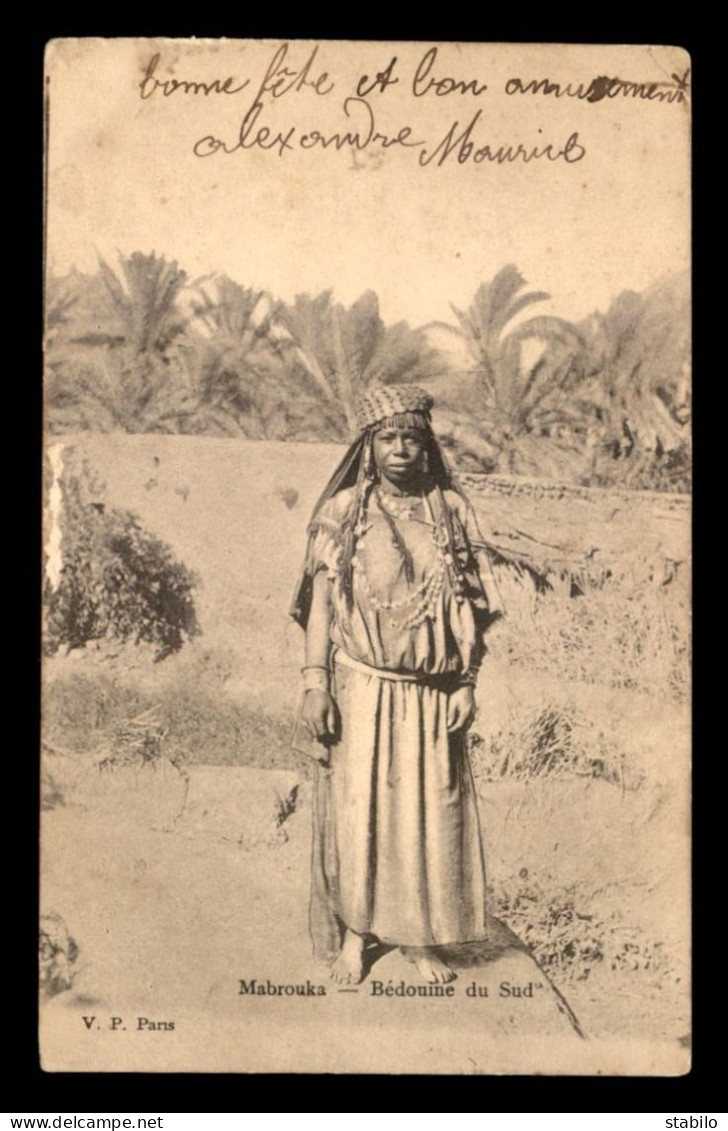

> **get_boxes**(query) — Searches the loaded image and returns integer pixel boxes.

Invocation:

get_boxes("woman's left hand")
[447,685,476,733]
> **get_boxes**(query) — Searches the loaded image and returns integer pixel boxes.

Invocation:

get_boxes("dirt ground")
[39,761,685,1075]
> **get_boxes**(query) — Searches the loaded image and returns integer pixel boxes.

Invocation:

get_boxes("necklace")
[376,488,423,521]
[351,490,453,629]
[354,549,446,629]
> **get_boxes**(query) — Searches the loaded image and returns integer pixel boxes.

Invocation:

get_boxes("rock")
[40,912,79,998]
[41,764,66,811]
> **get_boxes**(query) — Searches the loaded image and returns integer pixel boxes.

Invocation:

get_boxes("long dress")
[303,484,494,960]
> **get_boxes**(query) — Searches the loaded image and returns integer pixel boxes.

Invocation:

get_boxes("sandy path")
[40,765,594,1074]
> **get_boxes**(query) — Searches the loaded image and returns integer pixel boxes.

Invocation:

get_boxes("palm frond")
[489,289,552,339]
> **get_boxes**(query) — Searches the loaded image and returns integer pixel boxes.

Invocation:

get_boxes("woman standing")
[291,385,502,985]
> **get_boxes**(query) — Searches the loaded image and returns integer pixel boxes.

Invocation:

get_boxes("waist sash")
[333,648,461,688]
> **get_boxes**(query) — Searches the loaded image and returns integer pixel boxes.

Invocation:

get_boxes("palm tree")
[45,270,89,433]
[175,276,283,437]
[279,290,438,439]
[45,253,194,433]
[93,251,190,355]
[183,277,360,440]
[44,272,79,352]
[577,274,690,485]
[430,265,586,476]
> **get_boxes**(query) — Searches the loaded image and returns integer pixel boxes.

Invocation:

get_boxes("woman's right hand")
[301,689,338,742]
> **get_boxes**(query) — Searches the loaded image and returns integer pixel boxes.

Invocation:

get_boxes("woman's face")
[372,426,427,488]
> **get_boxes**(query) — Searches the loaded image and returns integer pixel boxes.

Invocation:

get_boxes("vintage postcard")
[41,38,691,1075]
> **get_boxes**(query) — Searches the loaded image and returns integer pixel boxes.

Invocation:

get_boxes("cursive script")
[418,111,585,167]
[412,47,488,98]
[138,43,594,172]
[139,43,334,107]
[248,43,335,104]
[140,52,249,99]
[505,69,690,104]
[192,96,586,169]
[193,97,423,159]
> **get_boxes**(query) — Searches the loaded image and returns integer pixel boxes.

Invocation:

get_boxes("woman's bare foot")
[330,929,366,985]
[402,946,456,984]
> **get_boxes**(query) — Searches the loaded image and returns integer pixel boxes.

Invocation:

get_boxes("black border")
[20,20,710,1112]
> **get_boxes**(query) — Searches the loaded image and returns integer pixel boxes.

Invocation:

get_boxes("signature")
[193,97,423,159]
[192,96,586,169]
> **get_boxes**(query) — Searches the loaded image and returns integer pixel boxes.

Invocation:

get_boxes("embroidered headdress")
[355,385,434,432]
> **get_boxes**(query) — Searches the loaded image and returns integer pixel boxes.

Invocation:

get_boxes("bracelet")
[458,668,480,688]
[302,665,331,692]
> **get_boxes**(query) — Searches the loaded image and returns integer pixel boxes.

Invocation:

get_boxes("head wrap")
[355,385,434,432]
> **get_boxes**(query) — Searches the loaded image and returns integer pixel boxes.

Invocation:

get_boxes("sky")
[45,39,690,328]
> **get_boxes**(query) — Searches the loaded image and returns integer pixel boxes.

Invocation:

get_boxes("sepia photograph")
[41,38,691,1075]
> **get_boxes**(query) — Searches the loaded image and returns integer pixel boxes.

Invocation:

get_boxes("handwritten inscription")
[418,113,585,168]
[193,97,420,159]
[137,44,686,170]
[505,69,690,104]
[356,56,399,98]
[140,43,334,104]
[412,46,488,98]
[140,53,249,99]
[251,43,335,101]
[192,97,584,168]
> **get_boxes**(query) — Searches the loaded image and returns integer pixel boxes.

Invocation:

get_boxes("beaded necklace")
[375,487,423,521]
[351,489,466,629]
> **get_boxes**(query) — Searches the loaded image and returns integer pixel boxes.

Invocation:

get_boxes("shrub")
[490,871,681,988]
[45,457,200,660]
[467,704,627,787]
